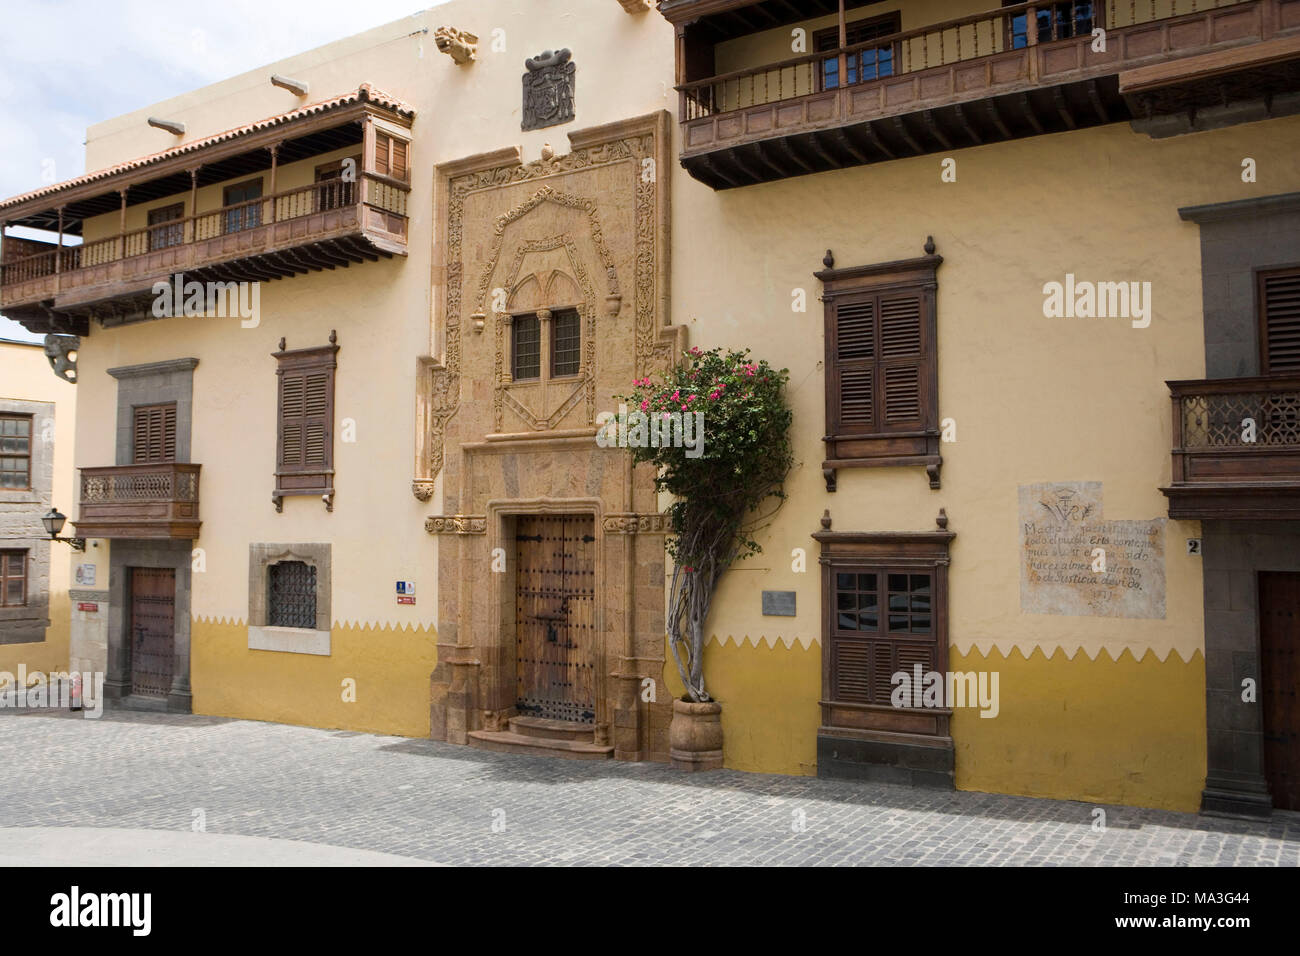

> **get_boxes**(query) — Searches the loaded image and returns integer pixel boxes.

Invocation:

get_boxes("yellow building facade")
[2,0,1298,815]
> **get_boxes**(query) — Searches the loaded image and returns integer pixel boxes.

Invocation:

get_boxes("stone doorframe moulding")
[105,538,192,713]
[428,496,672,755]
[247,543,333,656]
[107,358,199,465]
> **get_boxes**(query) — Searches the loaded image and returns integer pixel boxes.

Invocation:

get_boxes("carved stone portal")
[423,112,679,764]
[522,49,575,131]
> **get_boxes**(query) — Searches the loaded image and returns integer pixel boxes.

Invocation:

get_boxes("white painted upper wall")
[84,0,678,174]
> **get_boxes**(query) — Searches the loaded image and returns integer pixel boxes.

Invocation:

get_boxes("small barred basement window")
[268,560,317,629]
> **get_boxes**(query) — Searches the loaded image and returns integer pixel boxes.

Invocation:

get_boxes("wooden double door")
[1261,571,1300,811]
[130,567,175,699]
[515,515,596,723]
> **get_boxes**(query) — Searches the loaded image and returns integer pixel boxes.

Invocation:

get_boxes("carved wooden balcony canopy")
[0,85,415,335]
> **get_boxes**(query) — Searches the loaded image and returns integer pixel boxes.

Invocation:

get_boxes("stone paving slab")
[1,709,1297,866]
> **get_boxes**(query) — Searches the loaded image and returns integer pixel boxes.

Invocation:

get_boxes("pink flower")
[663,412,671,419]
[640,400,648,412]
[671,390,680,401]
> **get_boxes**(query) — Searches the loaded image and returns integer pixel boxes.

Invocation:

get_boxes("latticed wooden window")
[1260,267,1300,375]
[512,315,541,380]
[828,567,936,706]
[268,560,317,628]
[0,414,32,490]
[0,550,27,607]
[551,308,581,377]
[133,403,176,463]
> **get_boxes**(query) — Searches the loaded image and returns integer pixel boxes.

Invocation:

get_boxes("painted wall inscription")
[1019,482,1166,619]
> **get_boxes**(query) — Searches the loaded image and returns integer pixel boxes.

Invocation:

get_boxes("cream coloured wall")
[675,115,1300,668]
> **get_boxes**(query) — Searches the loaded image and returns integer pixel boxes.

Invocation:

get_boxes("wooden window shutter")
[833,297,875,429]
[391,137,408,181]
[818,251,941,490]
[879,292,925,427]
[1261,267,1300,374]
[830,290,926,434]
[371,131,409,182]
[273,337,338,508]
[133,403,177,463]
[303,370,330,468]
[279,373,306,467]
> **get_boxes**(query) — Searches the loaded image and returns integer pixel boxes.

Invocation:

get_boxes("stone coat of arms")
[522,49,575,131]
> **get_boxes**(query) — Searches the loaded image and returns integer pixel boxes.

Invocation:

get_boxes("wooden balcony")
[1,175,407,334]
[1162,376,1300,519]
[665,0,1300,188]
[74,463,202,540]
[0,85,413,334]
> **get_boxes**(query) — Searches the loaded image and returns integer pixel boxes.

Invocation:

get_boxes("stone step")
[508,715,594,741]
[467,730,613,760]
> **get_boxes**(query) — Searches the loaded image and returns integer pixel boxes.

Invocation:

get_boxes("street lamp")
[42,508,85,552]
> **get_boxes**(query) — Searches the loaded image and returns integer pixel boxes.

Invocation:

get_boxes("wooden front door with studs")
[130,567,175,699]
[515,515,596,723]
[1260,571,1300,811]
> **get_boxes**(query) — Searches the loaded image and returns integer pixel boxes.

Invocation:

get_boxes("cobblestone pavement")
[2,709,1298,866]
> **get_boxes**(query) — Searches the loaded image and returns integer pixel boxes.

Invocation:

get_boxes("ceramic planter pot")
[668,697,723,771]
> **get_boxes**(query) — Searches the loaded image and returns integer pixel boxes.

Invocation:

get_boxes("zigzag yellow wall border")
[669,635,1205,811]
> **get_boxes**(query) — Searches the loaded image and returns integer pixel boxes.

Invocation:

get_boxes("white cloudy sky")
[0,0,448,341]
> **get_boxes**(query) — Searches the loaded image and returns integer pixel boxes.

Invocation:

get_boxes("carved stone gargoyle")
[43,334,79,383]
[434,26,478,65]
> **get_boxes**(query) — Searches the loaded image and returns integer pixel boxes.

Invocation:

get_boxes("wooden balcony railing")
[1163,375,1300,519]
[74,462,202,540]
[0,172,408,312]
[676,0,1295,186]
[683,0,1251,118]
